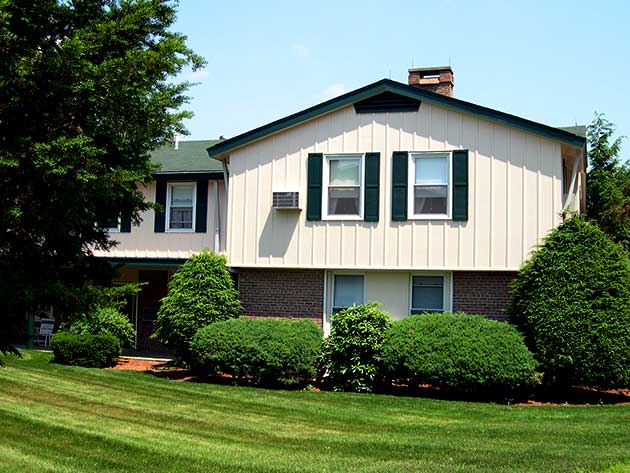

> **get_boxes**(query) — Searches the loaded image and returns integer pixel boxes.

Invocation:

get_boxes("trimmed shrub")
[381,313,537,395]
[320,303,393,392]
[511,215,630,388]
[51,332,120,368]
[153,251,241,358]
[190,318,322,387]
[71,307,135,347]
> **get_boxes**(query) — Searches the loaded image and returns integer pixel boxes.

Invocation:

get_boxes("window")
[323,154,363,219]
[166,183,196,231]
[410,276,444,314]
[103,216,121,233]
[332,275,364,313]
[409,152,450,218]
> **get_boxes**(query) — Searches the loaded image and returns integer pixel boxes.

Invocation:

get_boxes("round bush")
[190,318,322,387]
[71,307,135,347]
[381,313,537,394]
[511,215,630,388]
[51,332,120,368]
[153,250,241,357]
[320,303,393,392]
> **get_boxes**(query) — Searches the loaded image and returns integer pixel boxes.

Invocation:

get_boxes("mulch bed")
[109,357,630,405]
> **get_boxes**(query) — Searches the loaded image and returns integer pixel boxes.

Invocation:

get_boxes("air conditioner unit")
[272,191,300,209]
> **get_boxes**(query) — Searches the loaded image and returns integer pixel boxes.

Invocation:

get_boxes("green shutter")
[364,152,380,222]
[452,149,469,221]
[120,214,132,233]
[306,153,323,221]
[391,151,408,221]
[195,179,208,233]
[154,177,167,232]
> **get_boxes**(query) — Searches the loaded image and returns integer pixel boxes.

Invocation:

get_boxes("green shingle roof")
[151,139,223,174]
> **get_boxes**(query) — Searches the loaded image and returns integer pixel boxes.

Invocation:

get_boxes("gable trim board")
[207,79,585,160]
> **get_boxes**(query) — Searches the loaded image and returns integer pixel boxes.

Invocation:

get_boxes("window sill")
[323,215,363,221]
[165,228,195,233]
[407,214,451,221]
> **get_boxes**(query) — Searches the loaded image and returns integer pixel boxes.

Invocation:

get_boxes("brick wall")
[238,268,324,327]
[452,271,517,320]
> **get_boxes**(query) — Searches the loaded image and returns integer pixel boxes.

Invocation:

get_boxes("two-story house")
[100,66,586,348]
[205,66,586,336]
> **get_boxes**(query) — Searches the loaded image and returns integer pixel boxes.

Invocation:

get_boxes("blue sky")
[173,0,630,152]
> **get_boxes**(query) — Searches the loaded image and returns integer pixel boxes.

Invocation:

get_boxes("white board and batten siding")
[92,180,227,260]
[227,102,579,272]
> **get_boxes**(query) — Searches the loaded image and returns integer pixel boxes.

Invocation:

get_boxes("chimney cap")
[408,65,453,73]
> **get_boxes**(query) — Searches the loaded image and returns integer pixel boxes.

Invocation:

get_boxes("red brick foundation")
[237,268,324,327]
[452,271,517,320]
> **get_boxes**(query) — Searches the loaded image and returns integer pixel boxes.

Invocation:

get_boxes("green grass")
[0,350,629,473]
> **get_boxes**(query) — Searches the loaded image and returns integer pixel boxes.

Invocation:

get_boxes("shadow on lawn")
[143,366,630,405]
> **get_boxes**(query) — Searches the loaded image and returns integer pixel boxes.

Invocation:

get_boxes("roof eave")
[206,79,586,158]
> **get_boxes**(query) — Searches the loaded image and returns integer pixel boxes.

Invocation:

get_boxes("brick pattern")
[408,67,454,97]
[238,268,324,326]
[452,271,517,320]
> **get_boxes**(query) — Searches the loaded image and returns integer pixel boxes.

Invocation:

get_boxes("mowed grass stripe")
[0,350,629,473]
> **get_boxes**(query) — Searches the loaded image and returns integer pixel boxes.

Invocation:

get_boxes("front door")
[137,270,170,352]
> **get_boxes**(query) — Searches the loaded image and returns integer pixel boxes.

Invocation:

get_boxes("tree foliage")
[586,113,630,248]
[0,0,204,354]
[510,216,630,388]
[153,251,241,358]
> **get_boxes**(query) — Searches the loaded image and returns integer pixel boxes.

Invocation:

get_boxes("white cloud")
[321,83,348,101]
[190,69,210,81]
[291,43,310,58]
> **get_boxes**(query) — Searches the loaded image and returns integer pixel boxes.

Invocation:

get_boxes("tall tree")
[586,113,630,249]
[0,0,204,355]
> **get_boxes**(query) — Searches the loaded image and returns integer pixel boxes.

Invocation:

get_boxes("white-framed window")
[332,274,365,313]
[166,182,196,231]
[410,275,444,314]
[103,216,121,233]
[408,151,451,219]
[323,153,364,220]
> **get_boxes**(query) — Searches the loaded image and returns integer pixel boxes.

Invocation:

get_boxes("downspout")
[322,270,328,337]
[221,159,229,254]
[213,181,220,252]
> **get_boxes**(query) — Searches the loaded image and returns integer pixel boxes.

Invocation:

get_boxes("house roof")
[206,79,586,159]
[151,139,223,174]
[558,125,587,138]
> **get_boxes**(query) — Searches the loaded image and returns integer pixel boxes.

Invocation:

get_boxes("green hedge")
[511,215,630,388]
[320,303,392,392]
[190,318,322,387]
[51,332,120,368]
[381,313,537,395]
[71,307,135,348]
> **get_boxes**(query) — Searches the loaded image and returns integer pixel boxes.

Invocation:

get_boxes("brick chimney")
[408,66,454,97]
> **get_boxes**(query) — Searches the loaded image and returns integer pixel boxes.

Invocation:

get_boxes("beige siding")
[93,180,227,259]
[227,103,574,271]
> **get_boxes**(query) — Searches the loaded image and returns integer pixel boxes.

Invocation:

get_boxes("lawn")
[0,350,629,473]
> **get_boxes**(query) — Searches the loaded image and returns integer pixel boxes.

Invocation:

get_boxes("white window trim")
[408,272,450,315]
[331,272,366,313]
[166,181,196,232]
[104,216,121,233]
[407,151,452,220]
[322,153,365,221]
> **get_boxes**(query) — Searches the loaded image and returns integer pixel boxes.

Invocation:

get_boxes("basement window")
[410,276,444,314]
[332,275,364,313]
